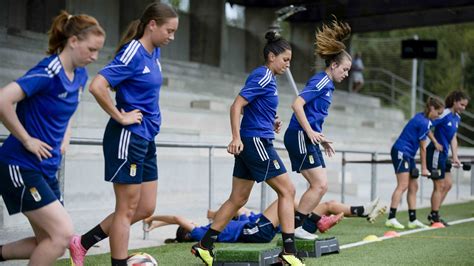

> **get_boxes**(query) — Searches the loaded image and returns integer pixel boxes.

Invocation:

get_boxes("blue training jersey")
[288,72,334,132]
[239,66,279,139]
[0,55,87,178]
[99,40,163,141]
[393,112,432,158]
[431,108,460,155]
[190,213,261,243]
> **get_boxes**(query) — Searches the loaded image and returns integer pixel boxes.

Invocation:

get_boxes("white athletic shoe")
[407,219,429,229]
[385,218,405,229]
[362,197,380,216]
[294,226,318,240]
[367,202,387,224]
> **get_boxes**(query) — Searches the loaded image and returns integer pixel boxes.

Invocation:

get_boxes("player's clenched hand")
[421,168,431,177]
[434,142,443,152]
[119,108,143,126]
[227,138,244,155]
[23,137,53,161]
[274,115,282,134]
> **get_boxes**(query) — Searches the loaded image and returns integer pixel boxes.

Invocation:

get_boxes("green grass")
[56,201,474,265]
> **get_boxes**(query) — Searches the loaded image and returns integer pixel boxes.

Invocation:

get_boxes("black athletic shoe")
[427,214,450,227]
[191,243,214,265]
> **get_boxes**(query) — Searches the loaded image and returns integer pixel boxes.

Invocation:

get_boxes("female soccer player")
[427,90,469,226]
[283,17,352,239]
[68,3,178,266]
[190,31,303,266]
[385,97,444,229]
[0,11,105,265]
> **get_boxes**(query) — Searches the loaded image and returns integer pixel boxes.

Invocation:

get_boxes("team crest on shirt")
[448,122,452,127]
[30,187,42,202]
[130,164,137,177]
[309,155,315,164]
[273,160,281,170]
[326,91,331,97]
[156,59,162,72]
[58,91,68,98]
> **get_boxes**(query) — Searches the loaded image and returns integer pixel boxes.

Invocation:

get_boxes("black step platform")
[213,246,282,266]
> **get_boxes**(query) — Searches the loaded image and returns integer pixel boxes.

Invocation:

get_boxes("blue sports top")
[430,108,461,155]
[288,72,335,132]
[393,112,432,158]
[0,55,87,178]
[99,40,163,141]
[191,213,261,242]
[239,66,279,139]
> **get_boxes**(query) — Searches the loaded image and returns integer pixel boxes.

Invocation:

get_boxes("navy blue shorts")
[390,146,416,175]
[233,137,287,183]
[238,214,279,243]
[284,129,325,173]
[103,119,158,184]
[0,162,61,215]
[426,144,451,180]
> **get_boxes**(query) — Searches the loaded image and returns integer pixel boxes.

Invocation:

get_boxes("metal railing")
[2,135,472,211]
[58,138,393,208]
[363,67,474,145]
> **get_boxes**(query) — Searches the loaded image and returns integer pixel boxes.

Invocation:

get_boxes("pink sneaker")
[317,212,344,233]
[69,235,87,266]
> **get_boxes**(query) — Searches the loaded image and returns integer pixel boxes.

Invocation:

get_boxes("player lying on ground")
[143,197,386,243]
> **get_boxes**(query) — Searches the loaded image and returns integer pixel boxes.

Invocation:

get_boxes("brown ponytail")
[116,2,178,54]
[315,16,352,67]
[47,10,105,55]
[423,97,444,117]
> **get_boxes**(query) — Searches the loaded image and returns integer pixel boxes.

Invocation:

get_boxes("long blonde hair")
[315,16,352,67]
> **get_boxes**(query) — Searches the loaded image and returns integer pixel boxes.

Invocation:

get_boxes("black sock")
[388,208,397,219]
[0,245,5,261]
[307,212,321,224]
[111,257,127,266]
[281,232,296,254]
[408,209,417,222]
[200,228,220,250]
[82,224,108,250]
[351,206,365,217]
[430,210,440,222]
[294,211,309,228]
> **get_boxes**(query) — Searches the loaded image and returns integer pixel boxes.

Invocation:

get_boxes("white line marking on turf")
[340,217,474,250]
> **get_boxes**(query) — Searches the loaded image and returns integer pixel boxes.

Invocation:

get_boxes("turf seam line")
[340,217,474,250]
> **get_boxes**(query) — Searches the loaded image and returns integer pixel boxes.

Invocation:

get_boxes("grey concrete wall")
[0,0,7,28]
[290,22,317,83]
[244,7,276,71]
[189,0,225,66]
[66,0,120,47]
[6,0,27,31]
[119,0,153,36]
[161,12,190,61]
[220,25,246,74]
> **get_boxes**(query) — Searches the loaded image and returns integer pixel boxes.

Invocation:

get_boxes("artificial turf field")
[56,201,474,265]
